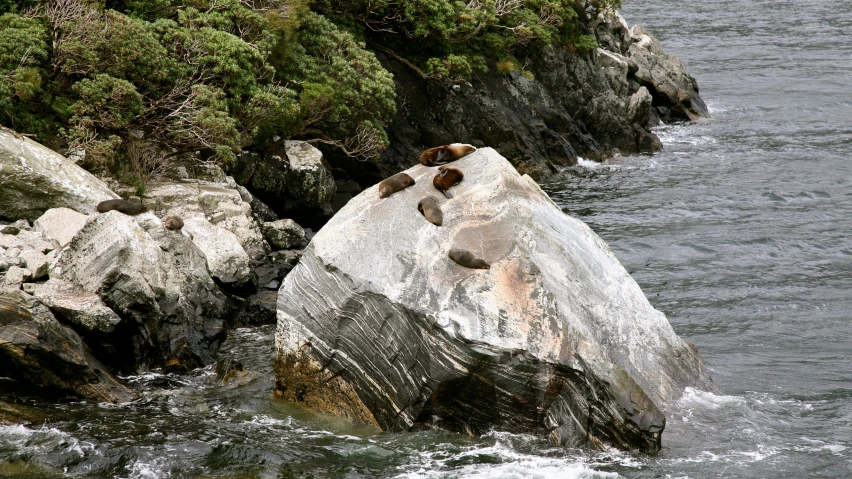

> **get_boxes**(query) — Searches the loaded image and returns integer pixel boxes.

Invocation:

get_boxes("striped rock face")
[275,148,714,452]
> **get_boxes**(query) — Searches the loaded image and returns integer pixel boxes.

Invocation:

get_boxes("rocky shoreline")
[0,10,712,451]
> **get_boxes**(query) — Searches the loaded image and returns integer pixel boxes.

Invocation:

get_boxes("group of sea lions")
[376,143,490,270]
[96,199,184,231]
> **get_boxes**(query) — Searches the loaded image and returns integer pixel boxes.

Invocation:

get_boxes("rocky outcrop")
[360,11,706,183]
[225,141,337,228]
[595,14,708,122]
[0,290,136,403]
[51,211,232,373]
[275,148,714,452]
[144,180,269,261]
[0,129,118,222]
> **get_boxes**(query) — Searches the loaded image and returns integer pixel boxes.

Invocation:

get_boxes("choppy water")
[3,0,852,477]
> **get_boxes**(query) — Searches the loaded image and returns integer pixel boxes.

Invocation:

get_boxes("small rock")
[27,278,123,334]
[176,166,189,179]
[16,230,57,254]
[3,266,32,285]
[262,219,306,250]
[265,279,280,290]
[33,207,89,247]
[18,249,48,280]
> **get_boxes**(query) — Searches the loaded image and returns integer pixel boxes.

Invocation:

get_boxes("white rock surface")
[275,148,714,451]
[34,207,89,247]
[183,217,255,292]
[0,129,118,221]
[145,181,269,261]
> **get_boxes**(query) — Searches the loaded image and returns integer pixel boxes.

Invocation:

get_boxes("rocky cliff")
[347,11,708,183]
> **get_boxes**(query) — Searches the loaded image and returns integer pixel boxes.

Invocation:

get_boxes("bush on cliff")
[313,0,620,81]
[0,0,395,177]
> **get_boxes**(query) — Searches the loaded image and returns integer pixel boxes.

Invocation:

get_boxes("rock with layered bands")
[0,290,136,402]
[275,148,714,452]
[0,129,118,222]
[51,211,231,373]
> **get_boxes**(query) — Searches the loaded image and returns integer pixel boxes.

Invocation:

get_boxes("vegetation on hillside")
[0,0,617,188]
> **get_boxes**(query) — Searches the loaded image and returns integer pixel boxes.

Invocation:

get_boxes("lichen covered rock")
[275,148,714,452]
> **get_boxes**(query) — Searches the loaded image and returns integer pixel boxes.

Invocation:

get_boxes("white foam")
[677,387,744,409]
[577,157,603,169]
[394,435,622,479]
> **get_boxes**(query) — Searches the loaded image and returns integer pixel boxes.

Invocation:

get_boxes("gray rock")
[26,278,122,335]
[284,141,337,207]
[15,230,57,254]
[145,181,269,261]
[275,148,714,452]
[182,217,256,294]
[628,86,654,125]
[627,25,709,121]
[0,128,119,222]
[18,249,48,280]
[0,290,136,402]
[3,266,31,286]
[262,219,307,250]
[51,210,231,373]
[224,143,336,227]
[33,207,89,247]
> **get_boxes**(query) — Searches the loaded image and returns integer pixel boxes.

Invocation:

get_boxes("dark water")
[3,1,852,477]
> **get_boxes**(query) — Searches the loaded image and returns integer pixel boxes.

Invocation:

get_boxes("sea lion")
[378,172,416,199]
[417,197,443,226]
[96,199,147,215]
[448,248,490,270]
[164,215,184,230]
[433,166,464,199]
[419,143,477,166]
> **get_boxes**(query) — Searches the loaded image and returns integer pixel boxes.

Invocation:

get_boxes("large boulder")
[275,148,714,452]
[51,211,232,373]
[0,129,118,222]
[0,290,136,402]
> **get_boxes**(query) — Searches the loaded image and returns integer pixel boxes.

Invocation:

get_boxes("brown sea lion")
[96,199,147,215]
[164,215,184,230]
[448,248,490,270]
[419,143,477,166]
[417,197,443,226]
[378,172,416,199]
[433,166,464,199]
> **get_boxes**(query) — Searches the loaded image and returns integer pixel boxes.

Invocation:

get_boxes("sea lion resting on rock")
[378,173,416,199]
[417,197,443,226]
[164,215,184,230]
[96,199,147,215]
[419,143,477,166]
[448,248,490,269]
[433,166,463,199]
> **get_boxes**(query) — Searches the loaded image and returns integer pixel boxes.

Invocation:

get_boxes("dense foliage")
[0,0,395,186]
[0,0,615,187]
[314,0,621,81]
